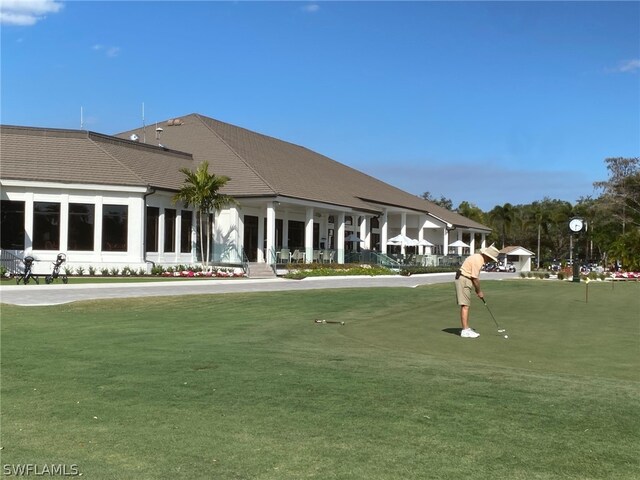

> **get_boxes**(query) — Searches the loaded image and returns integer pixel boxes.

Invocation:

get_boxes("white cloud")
[616,59,640,73]
[92,44,120,58]
[301,3,320,14]
[106,46,120,57]
[0,0,64,26]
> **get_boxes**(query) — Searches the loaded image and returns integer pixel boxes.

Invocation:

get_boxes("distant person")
[454,245,500,338]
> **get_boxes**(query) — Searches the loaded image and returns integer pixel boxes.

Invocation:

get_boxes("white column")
[337,211,345,264]
[305,207,314,263]
[190,210,197,263]
[469,232,476,254]
[266,202,276,265]
[24,193,34,253]
[419,214,427,255]
[481,234,487,249]
[443,229,449,256]
[400,212,407,255]
[381,210,388,255]
[131,197,145,260]
[257,213,265,263]
[59,194,69,252]
[158,207,166,260]
[95,197,103,257]
[175,209,182,258]
[359,216,369,250]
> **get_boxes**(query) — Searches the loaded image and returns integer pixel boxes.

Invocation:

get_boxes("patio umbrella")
[418,239,434,246]
[449,240,470,248]
[387,234,414,246]
[345,233,363,242]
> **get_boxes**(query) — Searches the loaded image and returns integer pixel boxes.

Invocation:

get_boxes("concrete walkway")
[0,273,516,307]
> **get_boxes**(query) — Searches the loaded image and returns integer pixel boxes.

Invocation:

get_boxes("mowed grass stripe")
[1,281,638,479]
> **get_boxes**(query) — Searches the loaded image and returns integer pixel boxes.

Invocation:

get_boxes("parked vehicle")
[482,262,498,272]
[496,261,516,273]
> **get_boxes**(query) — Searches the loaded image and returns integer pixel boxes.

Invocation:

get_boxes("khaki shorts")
[455,276,474,306]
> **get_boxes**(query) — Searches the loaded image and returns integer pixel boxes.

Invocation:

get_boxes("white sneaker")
[461,328,480,338]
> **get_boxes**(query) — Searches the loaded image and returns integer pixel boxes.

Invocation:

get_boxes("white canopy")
[388,234,418,246]
[449,240,470,248]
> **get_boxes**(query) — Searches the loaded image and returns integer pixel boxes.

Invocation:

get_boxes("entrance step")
[247,262,277,279]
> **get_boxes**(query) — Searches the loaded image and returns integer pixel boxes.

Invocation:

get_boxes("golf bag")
[45,253,68,284]
[15,255,39,285]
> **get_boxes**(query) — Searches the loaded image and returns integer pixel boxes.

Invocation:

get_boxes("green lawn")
[1,280,638,479]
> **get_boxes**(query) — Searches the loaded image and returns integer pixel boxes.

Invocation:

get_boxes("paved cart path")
[0,273,516,306]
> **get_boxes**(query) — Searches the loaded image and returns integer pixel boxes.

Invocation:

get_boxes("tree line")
[422,157,640,270]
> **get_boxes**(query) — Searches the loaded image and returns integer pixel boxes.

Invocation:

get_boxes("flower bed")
[161,267,245,278]
[610,271,640,280]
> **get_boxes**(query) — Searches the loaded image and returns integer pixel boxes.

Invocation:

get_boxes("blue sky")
[2,1,639,211]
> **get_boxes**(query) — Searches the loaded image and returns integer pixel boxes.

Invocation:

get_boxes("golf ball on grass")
[504,335,509,339]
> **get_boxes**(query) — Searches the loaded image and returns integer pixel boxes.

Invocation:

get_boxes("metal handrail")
[240,247,250,277]
[0,249,24,275]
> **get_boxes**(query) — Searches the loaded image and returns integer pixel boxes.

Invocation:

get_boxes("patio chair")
[277,248,291,263]
[322,250,334,263]
[313,250,321,262]
[291,249,305,263]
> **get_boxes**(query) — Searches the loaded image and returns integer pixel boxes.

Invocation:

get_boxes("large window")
[288,220,305,247]
[164,208,176,253]
[68,203,95,251]
[180,210,192,253]
[102,205,128,252]
[1,200,25,249]
[33,202,60,250]
[146,207,159,253]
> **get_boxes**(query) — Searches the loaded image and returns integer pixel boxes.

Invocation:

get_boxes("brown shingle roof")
[0,117,491,232]
[0,125,194,189]
[117,114,491,231]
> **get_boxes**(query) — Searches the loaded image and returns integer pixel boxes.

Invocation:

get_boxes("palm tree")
[526,202,551,269]
[489,203,515,248]
[172,161,237,267]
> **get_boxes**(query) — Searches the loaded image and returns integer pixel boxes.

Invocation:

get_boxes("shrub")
[137,267,146,276]
[75,266,85,276]
[558,272,565,280]
[399,266,454,275]
[64,267,73,276]
[0,265,7,277]
[151,265,165,275]
[88,266,96,276]
[284,263,395,279]
[100,268,110,276]
[110,267,120,276]
[520,272,526,278]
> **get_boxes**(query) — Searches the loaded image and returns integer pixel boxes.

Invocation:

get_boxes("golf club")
[481,298,508,337]
[314,319,345,325]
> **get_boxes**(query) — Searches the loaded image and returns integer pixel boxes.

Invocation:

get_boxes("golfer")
[454,244,500,338]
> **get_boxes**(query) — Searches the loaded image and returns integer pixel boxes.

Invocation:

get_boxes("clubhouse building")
[1,113,491,275]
